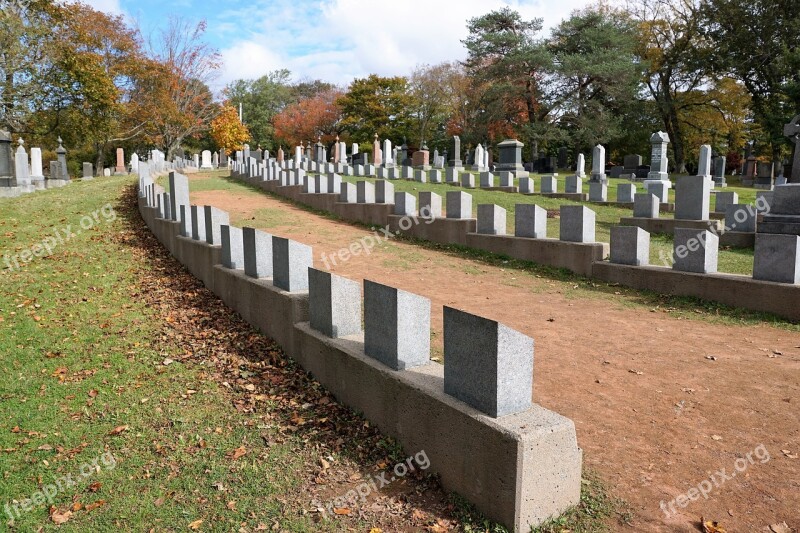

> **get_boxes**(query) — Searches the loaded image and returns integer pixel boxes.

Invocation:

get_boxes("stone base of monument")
[594,201,675,213]
[619,217,722,235]
[537,192,589,202]
[719,231,756,248]
[45,179,70,189]
[759,216,800,235]
[0,186,22,198]
[713,177,727,188]
[388,215,476,247]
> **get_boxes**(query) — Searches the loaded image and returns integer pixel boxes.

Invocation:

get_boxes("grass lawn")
[1,175,626,531]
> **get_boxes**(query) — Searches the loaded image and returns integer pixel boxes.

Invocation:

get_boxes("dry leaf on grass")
[85,500,106,512]
[108,425,128,436]
[333,507,351,515]
[49,506,72,524]
[227,446,247,460]
[188,518,204,530]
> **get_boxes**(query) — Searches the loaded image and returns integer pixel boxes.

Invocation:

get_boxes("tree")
[337,75,414,143]
[701,0,800,162]
[273,89,343,147]
[628,0,713,173]
[224,70,294,150]
[548,4,646,157]
[144,17,220,159]
[408,62,463,147]
[210,104,250,155]
[462,8,554,149]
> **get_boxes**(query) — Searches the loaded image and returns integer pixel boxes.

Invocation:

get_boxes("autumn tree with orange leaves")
[273,89,344,147]
[210,104,250,155]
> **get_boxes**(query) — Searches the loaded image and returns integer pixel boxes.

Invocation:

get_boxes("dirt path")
[191,183,800,532]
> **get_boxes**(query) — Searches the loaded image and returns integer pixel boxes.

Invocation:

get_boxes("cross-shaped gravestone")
[784,114,800,183]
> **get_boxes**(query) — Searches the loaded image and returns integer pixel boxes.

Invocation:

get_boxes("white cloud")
[78,0,124,15]
[214,0,600,89]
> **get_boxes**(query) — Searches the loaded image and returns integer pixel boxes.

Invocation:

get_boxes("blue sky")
[85,0,600,93]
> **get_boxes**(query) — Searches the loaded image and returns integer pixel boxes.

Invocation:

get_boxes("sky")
[83,0,598,92]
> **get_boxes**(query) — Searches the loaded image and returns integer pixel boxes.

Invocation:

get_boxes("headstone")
[518,177,534,194]
[460,172,475,189]
[755,162,774,189]
[394,192,416,216]
[168,172,190,226]
[610,226,650,266]
[364,280,430,370]
[575,153,586,178]
[477,204,506,235]
[372,134,382,166]
[193,154,199,168]
[204,206,230,245]
[725,204,757,233]
[479,171,495,188]
[645,180,670,203]
[623,154,642,170]
[201,150,212,169]
[114,147,125,174]
[752,234,800,284]
[356,181,375,203]
[446,191,472,219]
[609,166,625,178]
[0,130,14,188]
[190,205,206,241]
[327,173,342,194]
[443,306,533,418]
[472,144,484,171]
[715,191,739,213]
[565,175,582,194]
[414,169,427,183]
[647,132,670,181]
[449,136,462,168]
[560,205,596,243]
[515,204,547,238]
[617,183,636,203]
[418,191,442,218]
[82,162,93,180]
[242,227,273,278]
[221,225,244,269]
[309,269,362,337]
[634,193,660,218]
[540,175,557,194]
[272,237,312,292]
[212,152,218,169]
[340,182,357,203]
[589,182,608,202]
[495,139,524,173]
[103,168,111,177]
[130,153,139,173]
[712,155,727,187]
[29,147,44,184]
[783,114,800,183]
[758,183,800,234]
[557,146,568,169]
[428,169,442,183]
[375,180,394,204]
[383,139,393,167]
[590,144,607,183]
[412,148,430,169]
[673,229,718,274]
[675,175,711,220]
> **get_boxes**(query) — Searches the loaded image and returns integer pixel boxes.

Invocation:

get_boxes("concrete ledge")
[332,202,393,227]
[534,192,589,202]
[483,186,519,193]
[719,231,755,248]
[294,323,582,530]
[388,215,476,246]
[298,192,339,213]
[592,262,800,321]
[619,217,721,235]
[465,234,608,277]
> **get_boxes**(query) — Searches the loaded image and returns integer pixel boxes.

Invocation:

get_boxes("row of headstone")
[0,133,72,197]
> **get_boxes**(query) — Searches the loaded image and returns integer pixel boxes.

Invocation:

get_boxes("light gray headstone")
[203,206,230,245]
[498,171,514,187]
[540,175,557,194]
[168,172,190,225]
[327,173,342,194]
[560,205,595,243]
[190,205,206,241]
[428,169,442,183]
[418,191,442,219]
[364,280,430,370]
[221,225,244,269]
[309,268,362,337]
[443,306,533,418]
[673,228,718,274]
[356,181,375,203]
[243,227,273,278]
[518,177,534,194]
[610,226,650,266]
[634,193,660,219]
[414,169,427,183]
[82,162,93,179]
[272,237,312,292]
[644,180,670,203]
[446,191,472,219]
[515,204,547,239]
[479,171,495,188]
[675,175,711,220]
[724,204,757,233]
[375,180,394,204]
[460,172,475,189]
[179,206,190,237]
[617,183,636,203]
[589,181,608,202]
[340,182,357,203]
[394,192,416,216]
[477,204,506,235]
[715,191,739,213]
[565,175,582,194]
[753,234,800,284]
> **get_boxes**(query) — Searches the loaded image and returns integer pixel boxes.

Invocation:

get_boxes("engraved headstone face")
[647,131,670,181]
[784,115,800,183]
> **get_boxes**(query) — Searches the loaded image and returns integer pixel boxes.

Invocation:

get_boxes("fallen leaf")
[38,444,53,451]
[227,446,246,460]
[88,389,98,398]
[154,497,165,507]
[108,425,128,436]
[333,508,351,515]
[11,426,20,433]
[226,501,236,510]
[50,506,72,525]
[87,481,102,492]
[702,517,727,533]
[711,435,723,441]
[188,519,204,530]
[85,500,106,512]
[770,522,791,533]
